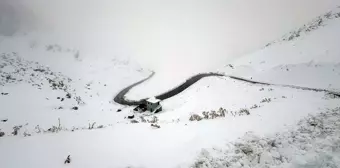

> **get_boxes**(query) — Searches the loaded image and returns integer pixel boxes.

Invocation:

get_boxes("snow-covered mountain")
[1,6,340,168]
[220,7,340,91]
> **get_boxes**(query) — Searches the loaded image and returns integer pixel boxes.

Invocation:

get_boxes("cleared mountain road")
[114,72,340,106]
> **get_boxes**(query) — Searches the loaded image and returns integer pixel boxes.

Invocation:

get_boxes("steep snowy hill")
[0,6,340,168]
[221,7,340,92]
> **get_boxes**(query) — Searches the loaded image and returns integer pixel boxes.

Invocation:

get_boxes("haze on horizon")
[1,0,339,76]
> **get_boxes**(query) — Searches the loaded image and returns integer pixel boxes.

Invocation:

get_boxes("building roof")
[147,97,161,104]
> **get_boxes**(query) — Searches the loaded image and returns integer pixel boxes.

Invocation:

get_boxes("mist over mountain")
[1,0,339,75]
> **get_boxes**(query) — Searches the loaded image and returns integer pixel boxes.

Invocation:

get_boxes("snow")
[0,40,147,134]
[220,8,340,91]
[147,97,161,104]
[191,107,340,168]
[1,5,340,168]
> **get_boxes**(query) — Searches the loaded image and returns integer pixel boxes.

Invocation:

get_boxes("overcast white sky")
[1,0,340,75]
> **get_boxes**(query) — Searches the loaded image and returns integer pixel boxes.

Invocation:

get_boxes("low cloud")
[2,0,340,75]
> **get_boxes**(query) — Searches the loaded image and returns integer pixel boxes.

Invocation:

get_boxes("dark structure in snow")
[132,97,162,113]
[0,131,5,137]
[146,97,162,113]
[64,155,71,164]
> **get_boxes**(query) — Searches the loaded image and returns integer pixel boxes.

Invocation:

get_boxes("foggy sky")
[1,0,340,75]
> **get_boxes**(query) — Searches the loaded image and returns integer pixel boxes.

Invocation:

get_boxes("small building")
[146,97,162,113]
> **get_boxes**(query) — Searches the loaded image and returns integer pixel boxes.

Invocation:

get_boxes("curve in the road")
[113,72,155,106]
[114,72,340,106]
[114,72,225,105]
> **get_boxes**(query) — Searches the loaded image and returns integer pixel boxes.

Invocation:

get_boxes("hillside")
[221,7,340,92]
[0,6,340,168]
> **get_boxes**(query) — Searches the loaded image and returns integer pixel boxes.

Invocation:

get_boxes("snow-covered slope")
[1,6,340,168]
[221,7,340,92]
[0,35,149,136]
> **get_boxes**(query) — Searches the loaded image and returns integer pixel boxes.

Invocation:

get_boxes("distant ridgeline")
[264,6,340,48]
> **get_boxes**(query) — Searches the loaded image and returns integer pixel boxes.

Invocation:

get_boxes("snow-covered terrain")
[191,107,340,168]
[1,5,340,168]
[0,36,149,135]
[221,7,340,92]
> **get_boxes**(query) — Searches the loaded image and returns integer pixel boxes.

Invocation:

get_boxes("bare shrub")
[140,116,147,123]
[218,107,226,117]
[97,125,104,129]
[64,155,71,164]
[88,122,96,129]
[130,120,139,124]
[239,108,250,116]
[46,118,62,133]
[201,108,227,120]
[12,125,22,135]
[235,143,253,155]
[190,107,250,122]
[23,132,31,137]
[190,114,203,121]
[47,126,60,133]
[151,123,161,129]
[75,96,85,105]
[209,111,219,119]
[202,112,209,119]
[260,98,272,103]
[250,104,259,109]
[148,116,158,123]
[191,160,209,168]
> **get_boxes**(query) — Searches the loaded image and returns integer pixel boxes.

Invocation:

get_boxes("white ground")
[1,7,340,168]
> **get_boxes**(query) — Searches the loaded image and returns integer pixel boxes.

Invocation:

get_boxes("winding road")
[114,72,340,106]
